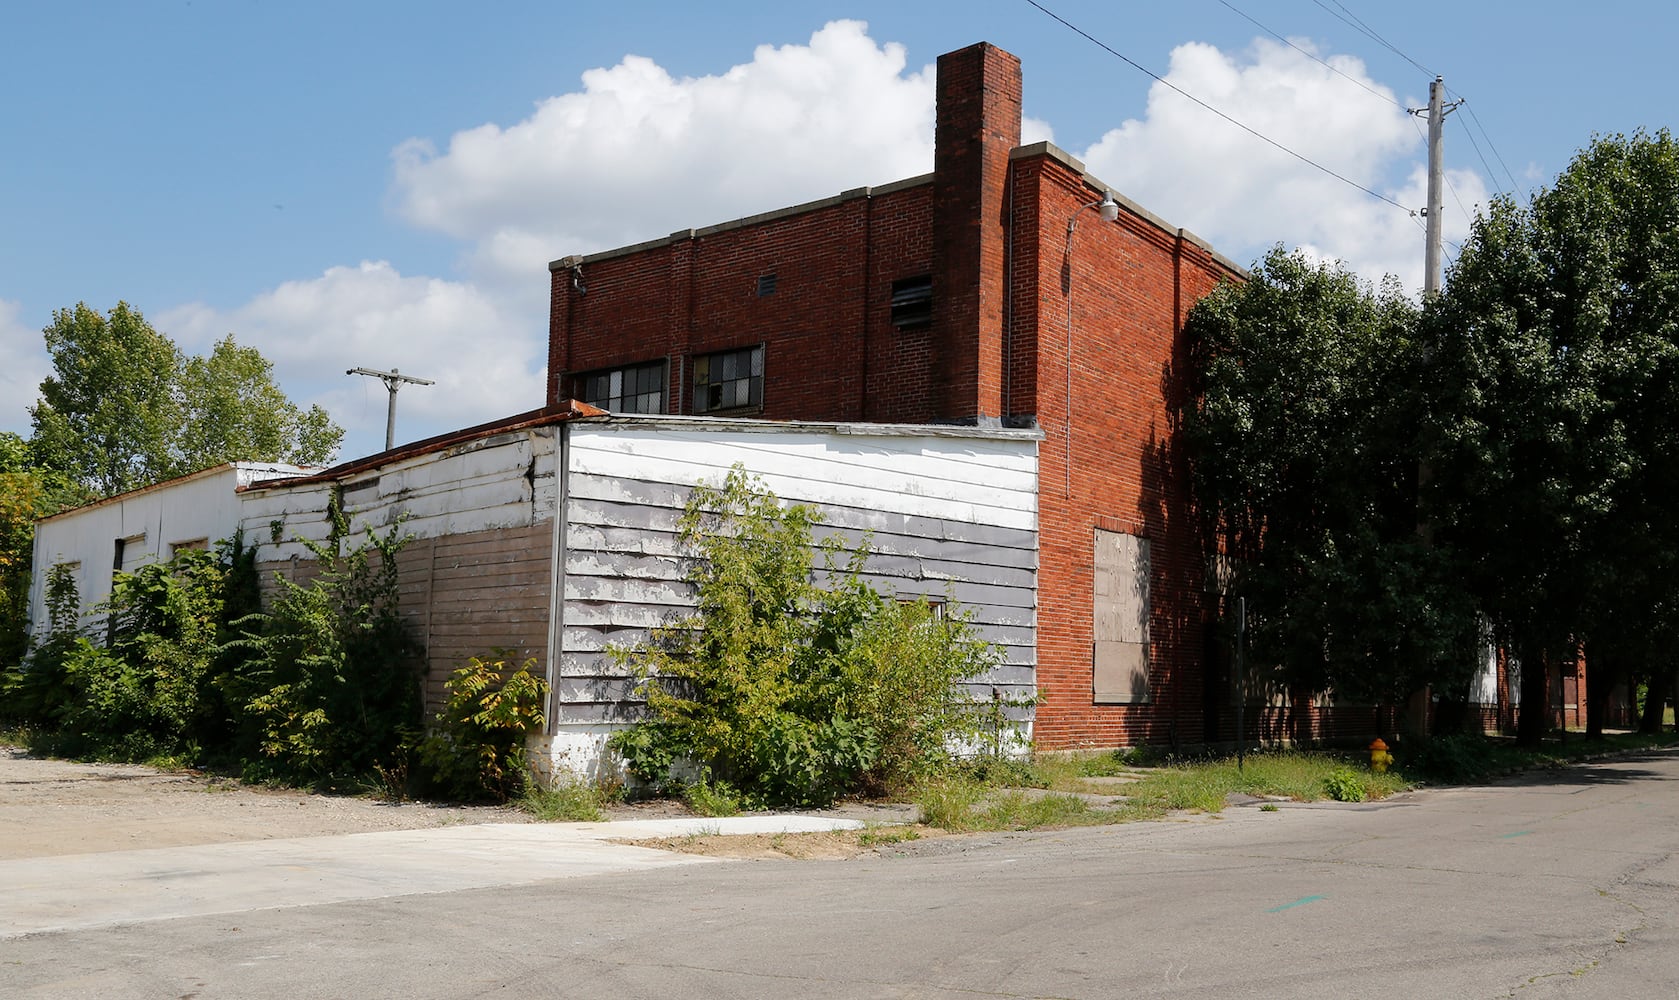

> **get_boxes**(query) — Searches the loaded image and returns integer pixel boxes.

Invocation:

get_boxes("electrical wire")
[1216,0,1488,228]
[1311,0,1435,79]
[1214,0,1400,111]
[1023,0,1412,215]
[1451,94,1523,196]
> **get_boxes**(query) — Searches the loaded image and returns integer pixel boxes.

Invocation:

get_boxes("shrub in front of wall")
[609,466,1003,808]
[225,508,422,788]
[416,652,550,803]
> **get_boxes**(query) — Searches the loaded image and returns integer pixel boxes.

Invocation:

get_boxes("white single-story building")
[29,404,1041,778]
[27,461,315,636]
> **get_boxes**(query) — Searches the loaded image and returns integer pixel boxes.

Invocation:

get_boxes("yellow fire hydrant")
[1369,738,1393,774]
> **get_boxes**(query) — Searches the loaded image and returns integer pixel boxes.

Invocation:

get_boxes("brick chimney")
[931,43,1022,424]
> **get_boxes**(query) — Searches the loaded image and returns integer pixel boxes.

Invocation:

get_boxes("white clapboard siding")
[555,419,1039,725]
[240,430,558,562]
[570,427,1036,533]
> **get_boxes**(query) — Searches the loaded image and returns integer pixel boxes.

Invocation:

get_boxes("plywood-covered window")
[1093,528,1150,704]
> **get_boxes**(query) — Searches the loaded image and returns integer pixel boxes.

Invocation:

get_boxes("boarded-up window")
[114,533,147,576]
[1093,529,1150,703]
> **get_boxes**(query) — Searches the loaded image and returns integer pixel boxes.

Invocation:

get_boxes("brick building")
[547,41,1251,750]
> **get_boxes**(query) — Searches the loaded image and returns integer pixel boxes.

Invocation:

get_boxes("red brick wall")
[548,183,939,424]
[1013,152,1238,749]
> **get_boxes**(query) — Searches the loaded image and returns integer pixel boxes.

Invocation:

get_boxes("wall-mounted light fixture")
[1068,191,1120,233]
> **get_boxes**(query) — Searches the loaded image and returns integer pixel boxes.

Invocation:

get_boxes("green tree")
[0,432,90,671]
[1182,248,1476,719]
[30,302,181,496]
[1426,130,1679,743]
[27,303,344,498]
[175,335,343,470]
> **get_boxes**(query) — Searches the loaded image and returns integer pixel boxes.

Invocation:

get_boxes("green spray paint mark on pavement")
[1501,831,1535,839]
[1266,895,1326,913]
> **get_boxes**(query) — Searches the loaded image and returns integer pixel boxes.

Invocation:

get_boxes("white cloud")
[390,20,938,291]
[1079,37,1488,292]
[159,262,542,461]
[0,299,48,436]
[10,26,1497,464]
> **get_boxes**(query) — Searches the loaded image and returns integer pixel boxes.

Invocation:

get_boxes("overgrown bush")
[7,550,231,763]
[3,562,83,725]
[226,505,421,788]
[416,651,549,802]
[608,467,1003,808]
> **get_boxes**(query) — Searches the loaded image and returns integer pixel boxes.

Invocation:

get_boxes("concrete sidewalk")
[0,814,865,939]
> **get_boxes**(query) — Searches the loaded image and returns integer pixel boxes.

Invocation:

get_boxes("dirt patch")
[623,825,944,860]
[0,744,537,860]
[0,744,925,860]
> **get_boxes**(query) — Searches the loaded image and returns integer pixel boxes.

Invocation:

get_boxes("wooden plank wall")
[556,421,1040,727]
[244,430,559,715]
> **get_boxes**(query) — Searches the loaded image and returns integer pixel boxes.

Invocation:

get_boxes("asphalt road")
[3,750,1676,999]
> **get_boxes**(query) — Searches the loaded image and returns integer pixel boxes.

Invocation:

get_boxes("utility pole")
[346,366,435,451]
[1413,77,1462,298]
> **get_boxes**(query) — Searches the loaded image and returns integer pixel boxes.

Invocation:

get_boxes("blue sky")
[4,1,1675,462]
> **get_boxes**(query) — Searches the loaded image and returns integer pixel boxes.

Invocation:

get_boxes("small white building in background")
[26,462,315,636]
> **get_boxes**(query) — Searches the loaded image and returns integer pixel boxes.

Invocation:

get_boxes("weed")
[1322,768,1368,802]
[520,781,606,822]
[415,652,549,803]
[682,823,722,844]
[857,824,921,848]
[683,777,743,817]
[1260,802,1280,812]
[915,777,986,829]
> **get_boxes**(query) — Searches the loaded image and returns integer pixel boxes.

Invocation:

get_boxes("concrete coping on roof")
[552,173,936,270]
[549,143,1247,279]
[1012,141,1249,279]
[590,411,1045,442]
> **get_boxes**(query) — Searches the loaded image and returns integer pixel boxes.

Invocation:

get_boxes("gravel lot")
[0,744,918,861]
[0,744,538,860]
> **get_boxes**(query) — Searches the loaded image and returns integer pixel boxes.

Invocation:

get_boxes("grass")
[682,778,743,817]
[914,731,1679,834]
[519,780,610,822]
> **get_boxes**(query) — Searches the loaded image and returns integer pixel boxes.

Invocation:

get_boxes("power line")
[1311,0,1435,78]
[1023,0,1413,215]
[1214,0,1493,227]
[1447,111,1505,201]
[1214,0,1400,111]
[1450,93,1523,196]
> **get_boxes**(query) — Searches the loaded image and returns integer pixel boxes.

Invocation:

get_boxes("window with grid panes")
[575,360,666,414]
[691,345,763,413]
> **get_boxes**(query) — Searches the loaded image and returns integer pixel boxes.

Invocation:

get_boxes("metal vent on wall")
[890,275,933,328]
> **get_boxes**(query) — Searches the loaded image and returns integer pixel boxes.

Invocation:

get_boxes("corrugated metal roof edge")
[242,399,607,492]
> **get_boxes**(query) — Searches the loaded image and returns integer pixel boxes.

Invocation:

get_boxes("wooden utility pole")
[1414,77,1461,298]
[347,366,435,451]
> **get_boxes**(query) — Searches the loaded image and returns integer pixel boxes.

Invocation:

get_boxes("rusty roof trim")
[243,400,607,491]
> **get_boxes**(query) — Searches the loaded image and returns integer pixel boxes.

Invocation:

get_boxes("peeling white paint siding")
[547,417,1041,779]
[25,463,312,640]
[238,432,559,557]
